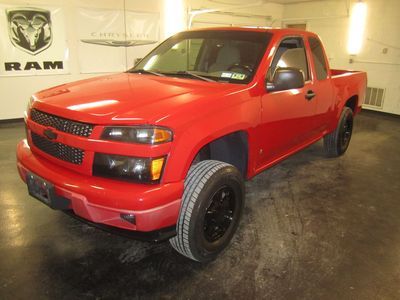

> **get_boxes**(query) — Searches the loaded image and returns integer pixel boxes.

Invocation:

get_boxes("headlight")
[101,126,173,144]
[93,153,166,183]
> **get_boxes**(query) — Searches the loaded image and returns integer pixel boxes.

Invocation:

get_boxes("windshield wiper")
[128,69,165,77]
[170,71,216,82]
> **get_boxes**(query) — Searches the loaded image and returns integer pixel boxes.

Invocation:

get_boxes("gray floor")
[1,110,399,299]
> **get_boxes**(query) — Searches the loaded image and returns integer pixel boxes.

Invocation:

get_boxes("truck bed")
[331,69,367,114]
[331,69,364,77]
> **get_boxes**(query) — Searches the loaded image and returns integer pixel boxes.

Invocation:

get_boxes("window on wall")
[267,37,310,82]
[309,37,328,80]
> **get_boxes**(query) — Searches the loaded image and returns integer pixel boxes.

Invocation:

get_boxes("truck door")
[259,36,317,164]
[307,36,334,134]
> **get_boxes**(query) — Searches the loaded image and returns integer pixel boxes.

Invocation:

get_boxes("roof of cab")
[185,26,318,38]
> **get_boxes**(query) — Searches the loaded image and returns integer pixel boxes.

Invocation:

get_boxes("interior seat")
[208,44,241,73]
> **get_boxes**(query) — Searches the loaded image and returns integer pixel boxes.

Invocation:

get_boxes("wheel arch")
[332,94,359,129]
[345,95,358,113]
[165,128,251,183]
[191,130,249,178]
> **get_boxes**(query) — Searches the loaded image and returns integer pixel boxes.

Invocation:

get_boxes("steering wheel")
[227,63,253,74]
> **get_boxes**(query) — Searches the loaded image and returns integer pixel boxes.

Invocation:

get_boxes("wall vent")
[364,87,385,109]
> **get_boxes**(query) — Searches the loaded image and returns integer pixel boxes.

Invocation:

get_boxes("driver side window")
[267,37,310,82]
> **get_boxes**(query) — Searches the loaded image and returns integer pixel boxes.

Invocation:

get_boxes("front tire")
[324,107,354,157]
[169,160,244,262]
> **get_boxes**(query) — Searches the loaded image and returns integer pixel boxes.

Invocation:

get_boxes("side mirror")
[266,67,304,92]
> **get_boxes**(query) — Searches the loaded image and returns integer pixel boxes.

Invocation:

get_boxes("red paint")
[16,28,367,232]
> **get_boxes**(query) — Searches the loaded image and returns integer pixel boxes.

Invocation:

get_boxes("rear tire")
[324,107,353,157]
[169,160,244,262]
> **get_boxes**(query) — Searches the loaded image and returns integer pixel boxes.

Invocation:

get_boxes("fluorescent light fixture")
[347,1,367,55]
[164,0,185,38]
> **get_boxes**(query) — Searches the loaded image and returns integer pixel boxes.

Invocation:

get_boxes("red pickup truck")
[17,27,366,262]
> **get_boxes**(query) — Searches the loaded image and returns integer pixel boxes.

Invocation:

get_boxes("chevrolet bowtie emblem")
[43,128,57,140]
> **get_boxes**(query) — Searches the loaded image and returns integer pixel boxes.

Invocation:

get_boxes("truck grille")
[31,132,84,165]
[31,109,93,137]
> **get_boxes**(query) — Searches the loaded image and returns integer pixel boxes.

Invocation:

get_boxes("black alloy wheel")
[203,186,236,243]
[169,160,244,262]
[323,106,354,157]
[339,113,353,152]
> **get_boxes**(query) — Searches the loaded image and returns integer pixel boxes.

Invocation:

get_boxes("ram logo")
[6,8,52,55]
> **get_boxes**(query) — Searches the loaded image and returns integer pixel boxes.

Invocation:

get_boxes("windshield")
[129,30,272,84]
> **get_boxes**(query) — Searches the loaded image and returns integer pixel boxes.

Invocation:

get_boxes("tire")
[169,160,244,262]
[324,107,354,157]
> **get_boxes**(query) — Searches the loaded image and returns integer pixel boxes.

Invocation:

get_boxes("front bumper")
[17,139,183,233]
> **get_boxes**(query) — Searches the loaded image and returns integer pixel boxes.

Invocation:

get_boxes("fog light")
[120,213,136,224]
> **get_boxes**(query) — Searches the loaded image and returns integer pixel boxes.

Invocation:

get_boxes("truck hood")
[33,73,244,126]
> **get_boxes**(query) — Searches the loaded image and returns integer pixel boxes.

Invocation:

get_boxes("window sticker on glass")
[231,73,246,80]
[221,72,232,78]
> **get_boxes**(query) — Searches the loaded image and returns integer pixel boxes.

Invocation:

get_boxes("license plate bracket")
[26,173,70,210]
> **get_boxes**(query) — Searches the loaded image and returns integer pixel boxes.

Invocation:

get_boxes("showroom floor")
[0,110,399,299]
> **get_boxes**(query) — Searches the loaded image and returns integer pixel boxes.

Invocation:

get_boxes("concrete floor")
[0,110,399,299]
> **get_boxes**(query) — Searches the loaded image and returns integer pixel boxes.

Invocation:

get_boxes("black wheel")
[169,160,244,262]
[324,107,354,157]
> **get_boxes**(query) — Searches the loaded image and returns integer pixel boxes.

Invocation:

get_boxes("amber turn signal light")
[151,157,165,181]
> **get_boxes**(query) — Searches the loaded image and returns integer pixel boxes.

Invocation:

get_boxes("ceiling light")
[347,1,367,55]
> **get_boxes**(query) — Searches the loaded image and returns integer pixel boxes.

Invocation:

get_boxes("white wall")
[0,0,165,120]
[2,0,399,119]
[188,0,284,28]
[281,0,400,115]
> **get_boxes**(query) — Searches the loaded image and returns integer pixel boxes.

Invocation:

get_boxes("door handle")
[305,90,316,100]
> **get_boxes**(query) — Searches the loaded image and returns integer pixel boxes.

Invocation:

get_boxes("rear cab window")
[308,37,328,80]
